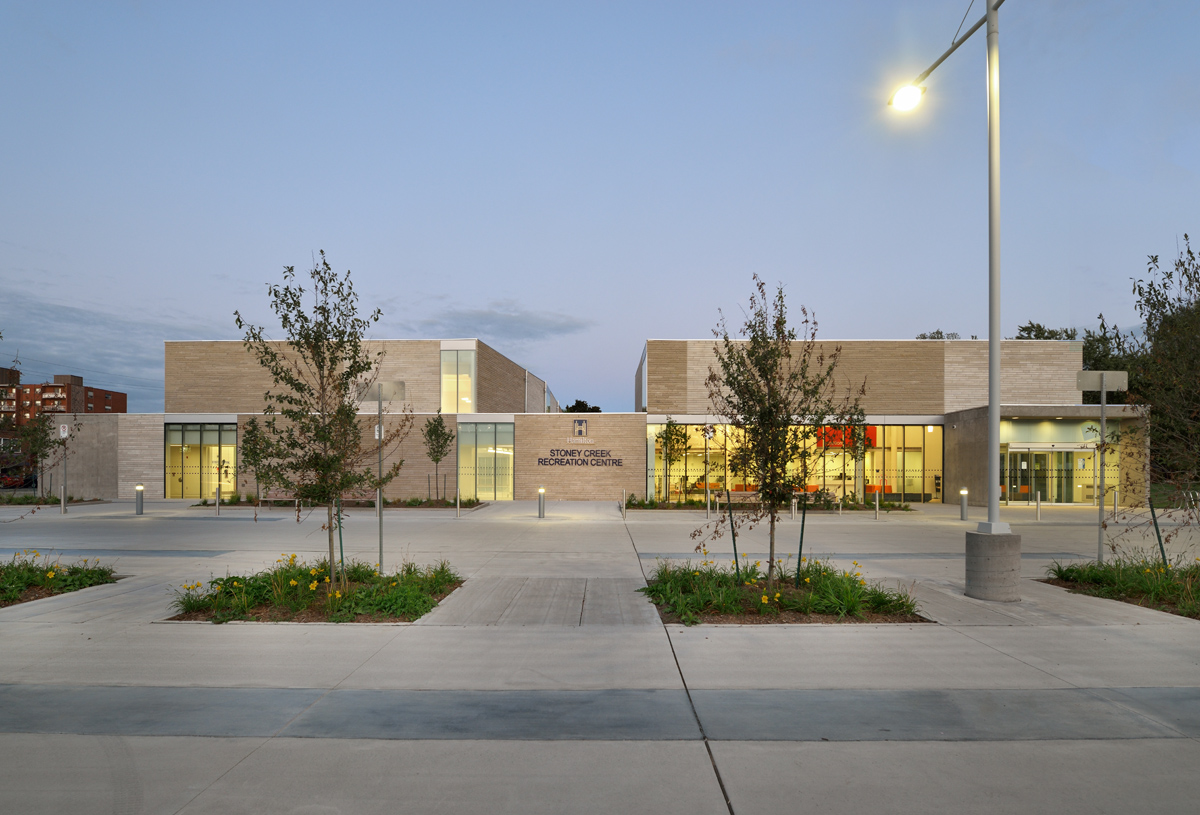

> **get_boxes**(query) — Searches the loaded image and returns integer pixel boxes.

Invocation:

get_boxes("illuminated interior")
[164,423,236,500]
[440,350,476,414]
[457,422,514,501]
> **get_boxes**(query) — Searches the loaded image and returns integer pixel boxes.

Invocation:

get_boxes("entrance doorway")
[1004,446,1098,505]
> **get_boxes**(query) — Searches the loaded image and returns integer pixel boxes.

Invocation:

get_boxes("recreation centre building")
[44,336,1144,507]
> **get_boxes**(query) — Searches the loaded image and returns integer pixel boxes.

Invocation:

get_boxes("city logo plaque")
[573,419,587,437]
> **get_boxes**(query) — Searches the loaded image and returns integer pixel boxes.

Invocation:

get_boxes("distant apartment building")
[0,374,128,426]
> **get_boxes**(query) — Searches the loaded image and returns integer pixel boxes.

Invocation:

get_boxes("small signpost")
[58,424,69,514]
[1077,371,1129,563]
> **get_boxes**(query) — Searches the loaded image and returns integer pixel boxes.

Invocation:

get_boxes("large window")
[164,423,236,500]
[1001,419,1119,505]
[457,422,514,501]
[440,350,476,414]
[648,423,945,503]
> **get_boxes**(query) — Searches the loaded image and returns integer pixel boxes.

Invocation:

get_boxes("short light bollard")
[135,483,144,516]
[791,497,797,520]
[874,490,879,520]
[216,485,221,516]
[960,488,969,521]
[1036,490,1041,521]
[455,492,460,519]
[538,486,546,519]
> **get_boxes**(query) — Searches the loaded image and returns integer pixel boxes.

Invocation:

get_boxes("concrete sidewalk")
[1,499,1198,814]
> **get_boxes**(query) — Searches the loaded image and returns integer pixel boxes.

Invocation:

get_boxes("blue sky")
[2,1,1197,411]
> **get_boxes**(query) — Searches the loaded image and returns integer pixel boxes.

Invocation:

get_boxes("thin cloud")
[0,291,212,412]
[402,300,593,345]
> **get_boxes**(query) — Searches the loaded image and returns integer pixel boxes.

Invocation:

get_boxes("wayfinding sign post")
[1077,371,1129,563]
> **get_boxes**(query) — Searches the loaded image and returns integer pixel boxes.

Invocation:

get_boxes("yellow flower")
[324,576,330,583]
[742,553,748,558]
[310,568,318,576]
[804,577,810,584]
[761,595,769,603]
[289,579,298,586]
[390,581,397,587]
[309,581,318,591]
[774,592,780,599]
[693,571,699,576]
[801,557,806,562]
[46,571,55,578]
[335,591,342,599]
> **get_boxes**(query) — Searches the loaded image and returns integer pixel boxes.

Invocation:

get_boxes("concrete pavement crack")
[624,518,736,815]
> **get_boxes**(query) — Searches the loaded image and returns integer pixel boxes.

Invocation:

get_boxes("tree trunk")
[767,508,776,587]
[327,503,336,582]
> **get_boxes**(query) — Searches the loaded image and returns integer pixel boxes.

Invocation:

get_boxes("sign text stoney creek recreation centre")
[537,449,623,467]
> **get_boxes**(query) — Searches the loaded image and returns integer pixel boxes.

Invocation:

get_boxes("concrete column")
[965,532,1022,602]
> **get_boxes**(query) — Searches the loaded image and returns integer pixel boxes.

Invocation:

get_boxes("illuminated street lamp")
[891,0,1019,598]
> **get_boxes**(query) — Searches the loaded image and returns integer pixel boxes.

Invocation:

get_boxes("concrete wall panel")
[514,413,646,501]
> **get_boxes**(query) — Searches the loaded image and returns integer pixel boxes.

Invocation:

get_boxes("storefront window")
[457,421,514,501]
[648,423,944,503]
[164,423,236,500]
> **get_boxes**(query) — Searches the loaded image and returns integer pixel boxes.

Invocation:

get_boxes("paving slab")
[691,688,1179,741]
[0,734,267,815]
[580,577,660,625]
[667,624,1072,690]
[711,739,1200,815]
[339,625,684,690]
[959,623,1200,688]
[179,738,729,815]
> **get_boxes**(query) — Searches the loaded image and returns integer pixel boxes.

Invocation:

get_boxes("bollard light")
[135,483,144,516]
[538,486,546,519]
[960,489,969,522]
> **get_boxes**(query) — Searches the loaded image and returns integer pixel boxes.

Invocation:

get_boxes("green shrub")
[639,556,917,625]
[1048,554,1200,618]
[172,554,460,623]
[0,550,116,604]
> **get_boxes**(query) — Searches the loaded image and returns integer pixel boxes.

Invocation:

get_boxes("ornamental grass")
[172,553,461,623]
[0,549,117,606]
[639,554,920,626]
[1046,554,1200,619]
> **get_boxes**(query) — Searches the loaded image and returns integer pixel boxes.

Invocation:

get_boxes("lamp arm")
[910,0,1006,86]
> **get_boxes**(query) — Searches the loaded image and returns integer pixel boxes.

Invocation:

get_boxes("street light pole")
[890,0,1019,599]
[981,0,1010,536]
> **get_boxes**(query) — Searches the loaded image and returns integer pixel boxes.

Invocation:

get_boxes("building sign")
[573,419,587,437]
[537,448,623,467]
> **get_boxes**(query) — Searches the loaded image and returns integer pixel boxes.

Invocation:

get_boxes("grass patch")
[639,556,922,625]
[0,549,117,606]
[0,494,87,505]
[170,554,462,623]
[1045,555,1200,619]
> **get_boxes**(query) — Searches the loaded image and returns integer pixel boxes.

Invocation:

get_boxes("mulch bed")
[653,607,930,625]
[0,586,59,608]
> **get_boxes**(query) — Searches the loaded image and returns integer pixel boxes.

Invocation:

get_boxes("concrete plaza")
[2,498,1199,814]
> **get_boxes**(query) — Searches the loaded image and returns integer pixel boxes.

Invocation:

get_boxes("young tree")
[234,252,413,581]
[1119,236,1200,489]
[1014,321,1078,341]
[915,329,960,340]
[656,417,688,503]
[703,275,866,586]
[563,399,602,413]
[422,410,455,501]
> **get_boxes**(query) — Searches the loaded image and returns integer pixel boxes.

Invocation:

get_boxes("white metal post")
[1098,372,1107,563]
[378,386,383,572]
[979,0,1010,537]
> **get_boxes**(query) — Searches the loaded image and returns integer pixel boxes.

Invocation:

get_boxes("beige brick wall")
[525,371,547,414]
[117,414,165,499]
[166,340,443,414]
[944,341,1083,412]
[514,413,647,500]
[476,341,528,414]
[650,339,1083,417]
[646,341,688,414]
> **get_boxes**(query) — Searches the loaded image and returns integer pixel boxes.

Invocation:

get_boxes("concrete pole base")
[965,531,1022,602]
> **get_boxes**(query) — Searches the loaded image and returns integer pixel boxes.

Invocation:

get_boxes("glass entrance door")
[1008,449,1086,504]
